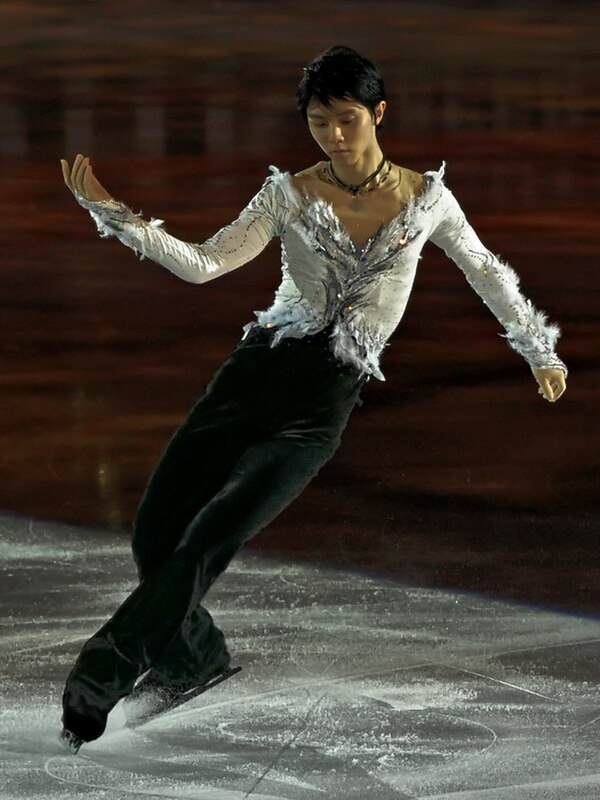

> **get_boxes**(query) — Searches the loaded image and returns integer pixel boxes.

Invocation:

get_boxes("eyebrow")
[307,107,360,118]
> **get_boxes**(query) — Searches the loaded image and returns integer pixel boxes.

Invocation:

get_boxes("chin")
[330,151,352,161]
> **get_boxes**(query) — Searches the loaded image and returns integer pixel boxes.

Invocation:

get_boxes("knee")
[130,505,165,581]
[130,504,148,560]
[131,535,154,582]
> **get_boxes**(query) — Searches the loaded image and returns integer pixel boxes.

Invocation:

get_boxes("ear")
[375,100,387,126]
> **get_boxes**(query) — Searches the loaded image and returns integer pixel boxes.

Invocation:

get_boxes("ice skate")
[59,727,85,755]
[123,664,242,727]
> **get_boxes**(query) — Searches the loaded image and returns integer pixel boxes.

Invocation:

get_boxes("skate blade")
[128,665,242,727]
[177,665,243,704]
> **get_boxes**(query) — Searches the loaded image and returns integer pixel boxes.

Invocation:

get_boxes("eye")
[313,119,354,127]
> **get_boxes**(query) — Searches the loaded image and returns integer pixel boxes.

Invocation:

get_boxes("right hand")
[60,153,113,203]
[531,365,567,403]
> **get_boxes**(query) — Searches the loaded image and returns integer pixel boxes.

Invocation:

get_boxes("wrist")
[530,363,568,380]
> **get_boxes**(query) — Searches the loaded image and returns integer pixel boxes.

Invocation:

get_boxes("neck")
[329,144,385,187]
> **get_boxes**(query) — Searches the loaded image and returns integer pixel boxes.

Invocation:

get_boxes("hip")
[197,323,367,425]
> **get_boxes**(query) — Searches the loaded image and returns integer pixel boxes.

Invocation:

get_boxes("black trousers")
[61,322,368,742]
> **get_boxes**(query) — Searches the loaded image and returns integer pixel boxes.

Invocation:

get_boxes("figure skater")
[58,45,568,752]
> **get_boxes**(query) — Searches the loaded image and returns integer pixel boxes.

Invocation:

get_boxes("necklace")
[326,155,392,198]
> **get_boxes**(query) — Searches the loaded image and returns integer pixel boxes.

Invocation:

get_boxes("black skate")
[59,727,85,755]
[123,665,242,727]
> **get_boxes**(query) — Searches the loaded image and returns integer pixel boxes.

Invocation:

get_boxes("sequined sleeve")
[429,186,568,378]
[73,175,282,284]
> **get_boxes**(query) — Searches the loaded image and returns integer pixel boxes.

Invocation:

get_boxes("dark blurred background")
[0,1,597,611]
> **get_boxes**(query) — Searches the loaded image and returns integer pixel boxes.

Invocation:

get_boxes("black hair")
[295,45,387,131]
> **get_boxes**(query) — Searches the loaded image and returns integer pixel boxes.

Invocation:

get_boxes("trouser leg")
[130,329,365,686]
[130,372,257,582]
[60,342,255,741]
[62,434,339,741]
[131,419,237,686]
[125,336,282,683]
[61,326,367,742]
[148,605,231,686]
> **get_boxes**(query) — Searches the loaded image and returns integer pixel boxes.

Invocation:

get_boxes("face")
[306,95,385,161]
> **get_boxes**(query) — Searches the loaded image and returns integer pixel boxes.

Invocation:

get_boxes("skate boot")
[59,701,109,754]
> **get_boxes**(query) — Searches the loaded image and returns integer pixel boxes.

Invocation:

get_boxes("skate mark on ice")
[240,691,329,798]
[566,712,600,734]
[420,770,600,799]
[44,752,284,799]
[443,664,557,701]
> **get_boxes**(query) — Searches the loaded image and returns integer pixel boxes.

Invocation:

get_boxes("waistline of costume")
[239,321,369,391]
[241,320,336,349]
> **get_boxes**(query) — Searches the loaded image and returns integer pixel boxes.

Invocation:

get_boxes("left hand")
[531,366,567,403]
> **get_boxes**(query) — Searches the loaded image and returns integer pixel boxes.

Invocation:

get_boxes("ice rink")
[1,0,596,796]
[2,511,599,799]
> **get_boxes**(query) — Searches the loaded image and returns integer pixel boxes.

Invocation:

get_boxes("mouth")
[331,149,349,154]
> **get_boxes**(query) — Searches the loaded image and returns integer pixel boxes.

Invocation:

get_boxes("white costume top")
[75,162,568,382]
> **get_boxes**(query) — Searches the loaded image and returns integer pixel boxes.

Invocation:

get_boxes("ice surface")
[1,511,600,799]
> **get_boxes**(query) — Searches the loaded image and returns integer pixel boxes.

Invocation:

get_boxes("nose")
[328,125,344,143]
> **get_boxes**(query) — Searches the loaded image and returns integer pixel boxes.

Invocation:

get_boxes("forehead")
[306,97,365,117]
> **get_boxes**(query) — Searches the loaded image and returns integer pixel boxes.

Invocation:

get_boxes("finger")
[75,157,89,195]
[548,381,564,402]
[77,161,92,197]
[69,154,82,193]
[70,153,83,182]
[72,154,87,194]
[60,159,74,193]
[542,378,553,401]
[82,163,89,191]
[551,378,564,399]
[82,163,96,195]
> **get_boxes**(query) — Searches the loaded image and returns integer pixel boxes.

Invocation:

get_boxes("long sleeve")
[73,174,282,284]
[428,185,568,378]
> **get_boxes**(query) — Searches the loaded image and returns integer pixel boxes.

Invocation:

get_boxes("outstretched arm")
[61,154,280,284]
[428,184,568,402]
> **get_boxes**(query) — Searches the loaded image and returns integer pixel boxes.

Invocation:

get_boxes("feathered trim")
[499,303,567,376]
